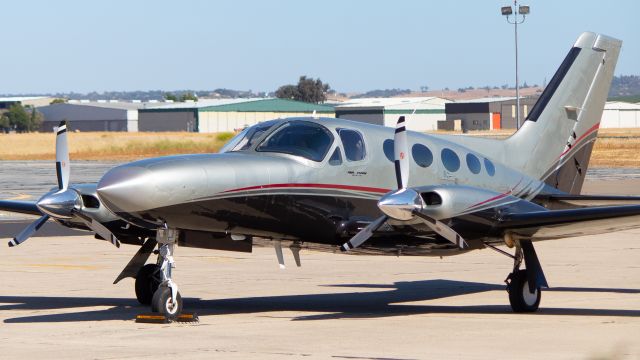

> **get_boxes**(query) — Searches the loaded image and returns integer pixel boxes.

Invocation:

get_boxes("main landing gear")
[134,227,183,317]
[486,239,548,312]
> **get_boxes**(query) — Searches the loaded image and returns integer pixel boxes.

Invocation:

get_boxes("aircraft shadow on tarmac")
[1,279,639,323]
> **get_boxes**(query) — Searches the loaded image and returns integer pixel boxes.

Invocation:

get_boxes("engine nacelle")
[413,184,519,220]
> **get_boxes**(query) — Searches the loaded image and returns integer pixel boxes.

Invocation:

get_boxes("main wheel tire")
[508,269,541,312]
[151,287,183,317]
[135,264,161,305]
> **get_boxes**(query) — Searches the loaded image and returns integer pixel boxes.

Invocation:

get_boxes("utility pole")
[501,1,530,129]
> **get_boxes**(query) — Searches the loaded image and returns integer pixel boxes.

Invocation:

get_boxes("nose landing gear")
[151,242,183,316]
[132,227,183,318]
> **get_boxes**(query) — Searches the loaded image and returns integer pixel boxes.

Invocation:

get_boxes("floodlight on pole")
[501,0,529,130]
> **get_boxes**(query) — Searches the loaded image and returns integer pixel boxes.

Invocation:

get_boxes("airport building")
[600,101,640,128]
[136,99,237,132]
[38,101,144,132]
[139,98,335,133]
[444,96,540,131]
[0,96,55,109]
[334,97,448,131]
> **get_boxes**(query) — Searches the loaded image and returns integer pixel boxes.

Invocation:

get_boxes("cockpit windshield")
[256,121,333,162]
[219,120,279,153]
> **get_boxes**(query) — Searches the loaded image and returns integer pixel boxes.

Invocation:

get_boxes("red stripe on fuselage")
[556,123,600,160]
[222,183,391,194]
[467,192,509,210]
[464,177,524,210]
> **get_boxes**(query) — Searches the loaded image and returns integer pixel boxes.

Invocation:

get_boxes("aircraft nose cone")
[97,158,207,216]
[97,165,155,214]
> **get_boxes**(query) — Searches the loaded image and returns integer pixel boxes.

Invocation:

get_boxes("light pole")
[501,1,529,129]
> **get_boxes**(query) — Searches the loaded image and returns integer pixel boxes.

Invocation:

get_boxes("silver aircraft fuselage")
[96,117,550,253]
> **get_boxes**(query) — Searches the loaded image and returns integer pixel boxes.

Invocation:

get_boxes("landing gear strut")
[486,239,548,313]
[149,227,183,317]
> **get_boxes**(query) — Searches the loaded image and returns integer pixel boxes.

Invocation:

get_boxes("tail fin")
[505,32,621,194]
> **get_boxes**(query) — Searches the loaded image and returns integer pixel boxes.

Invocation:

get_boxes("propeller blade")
[394,116,409,189]
[75,212,121,248]
[412,210,468,249]
[340,215,388,252]
[55,121,70,190]
[8,215,50,247]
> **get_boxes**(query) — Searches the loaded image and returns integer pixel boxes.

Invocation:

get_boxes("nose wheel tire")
[151,287,183,317]
[508,269,541,312]
[135,264,161,305]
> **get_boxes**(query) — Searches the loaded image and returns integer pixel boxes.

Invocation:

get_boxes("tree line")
[0,104,43,133]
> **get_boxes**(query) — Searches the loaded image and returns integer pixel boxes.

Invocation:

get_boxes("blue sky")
[2,0,637,94]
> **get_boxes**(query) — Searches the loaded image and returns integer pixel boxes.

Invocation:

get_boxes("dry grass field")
[0,131,234,161]
[0,128,638,166]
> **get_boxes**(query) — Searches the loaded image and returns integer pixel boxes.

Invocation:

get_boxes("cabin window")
[484,158,496,176]
[219,120,279,153]
[337,129,366,161]
[441,148,460,172]
[256,121,333,162]
[329,147,342,166]
[412,144,433,168]
[383,139,394,162]
[466,153,481,174]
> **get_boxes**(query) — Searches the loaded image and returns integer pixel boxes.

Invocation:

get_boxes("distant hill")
[2,74,637,103]
[0,89,263,101]
[351,89,412,98]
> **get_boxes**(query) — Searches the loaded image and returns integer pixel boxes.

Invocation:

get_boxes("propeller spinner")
[8,121,121,248]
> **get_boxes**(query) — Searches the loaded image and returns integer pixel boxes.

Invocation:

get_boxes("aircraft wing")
[497,203,640,241]
[0,200,41,216]
[535,194,640,208]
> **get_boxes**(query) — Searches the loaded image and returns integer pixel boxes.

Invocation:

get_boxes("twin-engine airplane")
[1,32,636,317]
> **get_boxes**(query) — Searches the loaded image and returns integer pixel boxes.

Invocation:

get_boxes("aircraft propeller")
[340,116,468,252]
[8,121,120,248]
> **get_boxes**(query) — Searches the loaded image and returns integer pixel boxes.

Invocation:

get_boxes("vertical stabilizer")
[505,32,621,194]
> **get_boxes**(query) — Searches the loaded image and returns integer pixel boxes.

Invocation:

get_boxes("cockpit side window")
[219,120,279,153]
[337,128,366,161]
[328,147,342,166]
[256,121,334,162]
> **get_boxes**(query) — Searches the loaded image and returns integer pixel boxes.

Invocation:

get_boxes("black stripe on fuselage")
[526,47,581,122]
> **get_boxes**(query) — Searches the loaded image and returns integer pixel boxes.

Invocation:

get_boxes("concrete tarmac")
[0,181,639,359]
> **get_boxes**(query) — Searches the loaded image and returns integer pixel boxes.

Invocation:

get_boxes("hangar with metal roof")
[198,98,334,133]
[444,96,539,131]
[38,101,144,132]
[139,98,335,133]
[601,101,640,128]
[0,96,54,110]
[334,97,448,131]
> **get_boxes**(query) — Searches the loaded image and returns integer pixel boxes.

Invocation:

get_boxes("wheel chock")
[135,312,199,324]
